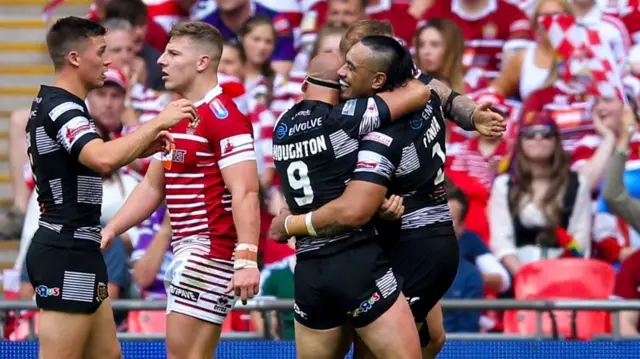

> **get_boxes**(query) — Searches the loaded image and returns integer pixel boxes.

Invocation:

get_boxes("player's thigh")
[295,320,349,359]
[164,251,235,359]
[38,310,92,359]
[166,312,222,359]
[83,298,122,359]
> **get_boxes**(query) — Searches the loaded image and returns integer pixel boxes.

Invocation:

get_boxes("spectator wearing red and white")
[218,41,250,115]
[572,0,632,69]
[105,0,167,91]
[618,0,640,44]
[422,0,533,77]
[491,0,573,102]
[365,0,419,47]
[612,249,640,335]
[250,103,278,190]
[200,0,296,76]
[449,92,512,190]
[274,23,347,118]
[145,0,195,35]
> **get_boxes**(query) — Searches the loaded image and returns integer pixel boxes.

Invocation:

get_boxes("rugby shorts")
[164,250,237,325]
[26,228,109,314]
[294,239,403,330]
[387,228,459,324]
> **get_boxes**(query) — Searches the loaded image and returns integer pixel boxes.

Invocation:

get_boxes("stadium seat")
[127,310,166,334]
[503,259,616,340]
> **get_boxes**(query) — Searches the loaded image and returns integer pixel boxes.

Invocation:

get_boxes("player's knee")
[429,331,445,354]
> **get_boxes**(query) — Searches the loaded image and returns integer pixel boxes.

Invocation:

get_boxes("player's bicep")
[352,132,397,187]
[331,97,391,138]
[220,160,259,196]
[145,158,166,194]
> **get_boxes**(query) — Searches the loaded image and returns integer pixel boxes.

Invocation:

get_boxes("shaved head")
[307,52,344,83]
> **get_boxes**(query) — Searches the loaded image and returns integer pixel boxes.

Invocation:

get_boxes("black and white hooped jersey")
[273,97,391,258]
[26,85,103,248]
[352,84,453,235]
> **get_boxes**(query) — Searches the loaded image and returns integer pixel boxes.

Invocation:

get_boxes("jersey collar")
[193,85,223,107]
[451,0,498,21]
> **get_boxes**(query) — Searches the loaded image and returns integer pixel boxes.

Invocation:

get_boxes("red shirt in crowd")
[449,137,509,191]
[613,249,640,331]
[423,0,532,74]
[366,0,418,47]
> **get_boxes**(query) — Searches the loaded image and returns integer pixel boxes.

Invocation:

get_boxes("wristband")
[305,212,318,236]
[234,259,258,270]
[234,244,258,270]
[284,215,292,235]
[285,215,308,236]
[236,243,258,252]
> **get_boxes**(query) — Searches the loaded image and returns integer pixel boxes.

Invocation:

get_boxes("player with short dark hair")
[26,16,195,359]
[102,21,261,359]
[273,40,430,357]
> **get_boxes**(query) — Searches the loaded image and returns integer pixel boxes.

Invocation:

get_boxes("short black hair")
[360,35,414,92]
[446,180,469,221]
[105,0,147,26]
[46,16,106,70]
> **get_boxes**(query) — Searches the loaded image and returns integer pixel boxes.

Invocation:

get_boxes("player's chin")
[339,87,354,101]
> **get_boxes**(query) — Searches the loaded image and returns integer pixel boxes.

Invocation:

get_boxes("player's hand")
[269,212,291,243]
[140,131,174,158]
[226,267,260,305]
[157,99,197,129]
[472,102,506,138]
[378,195,405,221]
[100,228,116,251]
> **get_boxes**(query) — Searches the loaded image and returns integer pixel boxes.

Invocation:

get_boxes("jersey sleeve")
[329,96,392,138]
[351,131,400,186]
[207,99,257,170]
[44,99,100,159]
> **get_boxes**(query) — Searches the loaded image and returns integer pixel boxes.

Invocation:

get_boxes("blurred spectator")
[446,169,491,244]
[612,249,640,335]
[422,0,532,76]
[492,0,573,101]
[131,208,173,300]
[3,109,31,239]
[220,41,246,79]
[145,0,199,35]
[239,15,278,109]
[366,0,419,47]
[448,183,511,293]
[571,0,631,68]
[105,0,166,91]
[442,258,483,333]
[253,239,296,340]
[413,18,465,93]
[102,19,136,76]
[489,112,592,275]
[200,0,296,75]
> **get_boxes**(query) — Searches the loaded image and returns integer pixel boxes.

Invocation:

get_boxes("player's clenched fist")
[157,99,197,129]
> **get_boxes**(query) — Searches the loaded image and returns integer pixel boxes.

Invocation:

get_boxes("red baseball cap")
[103,67,127,92]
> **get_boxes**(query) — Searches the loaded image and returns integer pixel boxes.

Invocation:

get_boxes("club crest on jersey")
[187,116,201,134]
[483,23,497,39]
[210,99,228,119]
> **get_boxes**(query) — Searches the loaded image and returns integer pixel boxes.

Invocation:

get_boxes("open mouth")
[161,71,169,80]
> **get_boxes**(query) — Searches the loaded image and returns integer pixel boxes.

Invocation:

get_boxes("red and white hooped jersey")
[156,85,255,261]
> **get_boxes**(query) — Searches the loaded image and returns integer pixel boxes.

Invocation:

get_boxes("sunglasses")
[520,126,556,139]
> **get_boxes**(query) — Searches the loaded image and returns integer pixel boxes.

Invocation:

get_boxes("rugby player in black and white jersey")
[272,47,432,358]
[25,17,195,359]
[270,37,507,359]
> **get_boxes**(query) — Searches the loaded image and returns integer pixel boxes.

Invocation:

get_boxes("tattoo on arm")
[315,221,354,237]
[429,79,477,131]
[451,95,477,131]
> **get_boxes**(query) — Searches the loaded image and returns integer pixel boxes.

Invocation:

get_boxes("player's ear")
[68,50,81,68]
[196,54,210,73]
[301,81,308,92]
[371,72,387,91]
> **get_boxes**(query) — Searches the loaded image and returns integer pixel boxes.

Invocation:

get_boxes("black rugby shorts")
[388,228,459,323]
[294,239,403,330]
[26,227,109,314]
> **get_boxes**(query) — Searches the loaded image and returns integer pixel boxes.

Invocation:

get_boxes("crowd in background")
[1,0,640,340]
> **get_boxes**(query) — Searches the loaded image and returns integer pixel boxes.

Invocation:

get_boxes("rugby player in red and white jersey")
[102,22,261,359]
[422,0,532,76]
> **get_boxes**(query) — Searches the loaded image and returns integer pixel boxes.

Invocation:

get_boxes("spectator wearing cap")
[489,111,592,276]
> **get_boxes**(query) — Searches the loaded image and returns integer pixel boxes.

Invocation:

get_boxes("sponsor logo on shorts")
[348,292,381,317]
[36,285,60,297]
[407,297,421,306]
[97,282,108,302]
[293,303,307,319]
[214,296,230,313]
[169,284,200,303]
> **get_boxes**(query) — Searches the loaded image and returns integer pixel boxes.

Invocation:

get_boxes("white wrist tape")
[234,259,258,270]
[236,243,258,252]
[284,215,292,235]
[305,212,318,236]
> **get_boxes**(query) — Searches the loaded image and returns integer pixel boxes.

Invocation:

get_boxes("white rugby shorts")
[164,251,237,325]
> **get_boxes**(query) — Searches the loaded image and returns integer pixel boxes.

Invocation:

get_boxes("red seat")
[127,310,166,334]
[503,259,616,339]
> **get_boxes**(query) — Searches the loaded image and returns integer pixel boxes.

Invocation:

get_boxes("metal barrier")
[1,299,639,341]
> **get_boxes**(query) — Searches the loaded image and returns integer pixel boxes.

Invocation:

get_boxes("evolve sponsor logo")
[288,117,323,136]
[276,123,288,140]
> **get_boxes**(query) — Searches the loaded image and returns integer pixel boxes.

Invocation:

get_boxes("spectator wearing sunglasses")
[488,111,592,276]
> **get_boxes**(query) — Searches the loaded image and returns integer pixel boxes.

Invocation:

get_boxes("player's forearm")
[105,180,164,237]
[429,79,477,131]
[133,215,171,289]
[231,190,261,269]
[378,80,431,120]
[286,200,373,238]
[101,121,164,172]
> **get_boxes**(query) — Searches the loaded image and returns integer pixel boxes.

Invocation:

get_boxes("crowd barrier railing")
[1,299,639,341]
